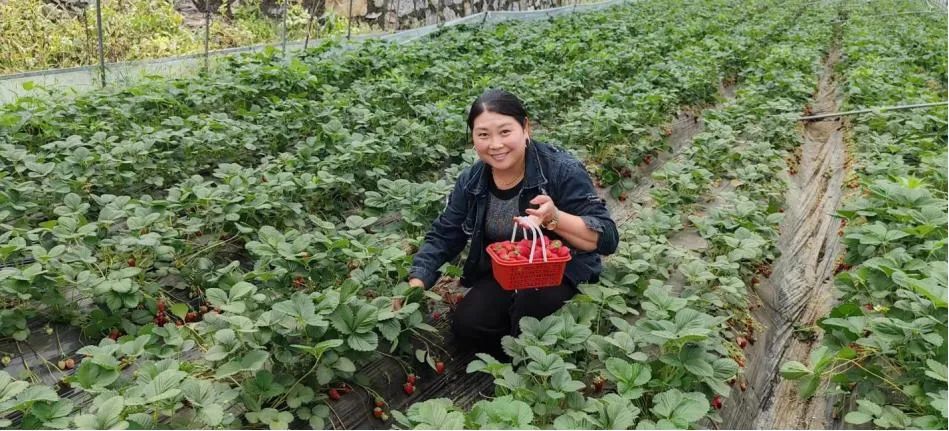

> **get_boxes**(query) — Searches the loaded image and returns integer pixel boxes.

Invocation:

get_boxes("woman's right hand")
[393,278,427,311]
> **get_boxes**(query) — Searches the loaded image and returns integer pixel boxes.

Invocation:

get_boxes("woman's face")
[472,111,530,173]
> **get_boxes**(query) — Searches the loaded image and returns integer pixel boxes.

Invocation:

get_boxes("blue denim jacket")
[409,140,619,288]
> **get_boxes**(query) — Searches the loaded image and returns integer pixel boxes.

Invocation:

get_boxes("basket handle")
[511,217,548,263]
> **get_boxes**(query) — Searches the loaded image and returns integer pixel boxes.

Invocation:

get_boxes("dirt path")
[722,14,850,429]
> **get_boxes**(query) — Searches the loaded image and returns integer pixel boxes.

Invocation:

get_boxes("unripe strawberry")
[64,358,75,370]
[1,356,11,367]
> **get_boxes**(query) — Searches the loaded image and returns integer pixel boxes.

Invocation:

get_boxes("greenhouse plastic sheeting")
[0,0,629,105]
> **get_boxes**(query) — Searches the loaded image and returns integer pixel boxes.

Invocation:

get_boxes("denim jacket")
[409,140,619,289]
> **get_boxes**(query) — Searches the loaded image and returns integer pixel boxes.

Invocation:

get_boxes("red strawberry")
[736,336,748,349]
[127,257,136,267]
[108,328,120,340]
[373,407,384,418]
[328,388,341,401]
[435,361,445,375]
[557,247,570,257]
[432,311,442,321]
[374,398,385,408]
[864,304,873,311]
[406,374,416,384]
[712,395,723,409]
[157,299,166,313]
[186,311,198,322]
[403,382,415,395]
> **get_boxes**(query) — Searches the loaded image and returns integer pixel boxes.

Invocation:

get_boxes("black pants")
[451,275,577,361]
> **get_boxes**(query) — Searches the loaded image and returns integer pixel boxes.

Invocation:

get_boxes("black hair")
[467,89,529,131]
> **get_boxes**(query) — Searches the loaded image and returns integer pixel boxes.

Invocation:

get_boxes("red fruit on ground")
[712,395,723,409]
[328,389,341,401]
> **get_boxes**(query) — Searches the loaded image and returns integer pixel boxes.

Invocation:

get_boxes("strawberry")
[186,311,199,322]
[550,240,563,249]
[739,381,747,391]
[435,361,445,375]
[1,356,10,367]
[406,374,416,385]
[328,388,341,401]
[199,305,209,314]
[374,398,385,408]
[712,395,723,409]
[157,299,166,313]
[109,328,120,340]
[592,375,605,393]
[432,311,442,321]
[127,257,136,267]
[736,336,748,349]
[380,413,389,421]
[557,247,570,257]
[64,358,75,370]
[57,360,66,370]
[403,382,415,395]
[373,407,384,418]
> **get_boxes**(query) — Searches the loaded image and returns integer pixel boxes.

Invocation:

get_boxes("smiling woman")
[407,89,619,358]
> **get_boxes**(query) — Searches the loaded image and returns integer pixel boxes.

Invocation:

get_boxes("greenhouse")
[0,0,947,429]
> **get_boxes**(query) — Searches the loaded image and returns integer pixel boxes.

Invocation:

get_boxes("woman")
[407,89,619,358]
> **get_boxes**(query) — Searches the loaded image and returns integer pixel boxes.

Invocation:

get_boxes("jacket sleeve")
[408,171,472,288]
[555,159,620,256]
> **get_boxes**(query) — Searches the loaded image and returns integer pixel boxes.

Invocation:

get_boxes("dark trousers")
[451,275,577,361]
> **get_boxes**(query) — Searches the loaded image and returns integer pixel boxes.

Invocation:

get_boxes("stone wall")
[326,0,563,30]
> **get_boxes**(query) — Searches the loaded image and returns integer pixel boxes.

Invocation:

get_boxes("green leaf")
[779,361,812,380]
[170,303,189,320]
[844,411,873,425]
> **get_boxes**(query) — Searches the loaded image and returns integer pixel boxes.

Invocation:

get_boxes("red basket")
[486,245,572,290]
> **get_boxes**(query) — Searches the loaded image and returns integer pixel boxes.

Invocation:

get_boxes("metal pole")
[95,0,105,87]
[304,0,317,49]
[204,1,211,72]
[346,0,355,39]
[796,102,949,121]
[281,0,289,57]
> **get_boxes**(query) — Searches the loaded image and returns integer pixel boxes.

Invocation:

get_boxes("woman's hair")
[467,89,529,130]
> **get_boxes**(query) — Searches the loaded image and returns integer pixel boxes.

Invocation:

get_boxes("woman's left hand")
[521,194,558,229]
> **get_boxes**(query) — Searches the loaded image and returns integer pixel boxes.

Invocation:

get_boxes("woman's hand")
[521,194,558,229]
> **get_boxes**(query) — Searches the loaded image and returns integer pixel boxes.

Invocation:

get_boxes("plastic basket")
[486,217,572,290]
[487,245,571,290]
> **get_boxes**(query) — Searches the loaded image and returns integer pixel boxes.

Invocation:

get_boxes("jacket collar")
[464,139,549,196]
